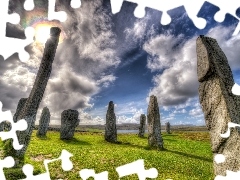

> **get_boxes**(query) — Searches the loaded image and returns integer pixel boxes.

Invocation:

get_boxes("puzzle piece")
[79,169,108,180]
[0,101,27,150]
[24,0,35,11]
[232,83,240,95]
[21,149,73,180]
[116,159,158,180]
[48,0,81,22]
[215,171,240,180]
[110,0,240,35]
[0,0,35,62]
[0,156,15,180]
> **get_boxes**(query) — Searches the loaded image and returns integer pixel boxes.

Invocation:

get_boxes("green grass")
[1,131,214,180]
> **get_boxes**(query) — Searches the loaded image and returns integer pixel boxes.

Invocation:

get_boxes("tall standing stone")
[147,95,164,149]
[60,109,79,140]
[105,101,117,142]
[4,27,61,166]
[138,114,146,137]
[165,122,171,134]
[197,35,240,176]
[36,107,51,137]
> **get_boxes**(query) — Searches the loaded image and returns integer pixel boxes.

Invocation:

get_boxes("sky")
[0,0,240,126]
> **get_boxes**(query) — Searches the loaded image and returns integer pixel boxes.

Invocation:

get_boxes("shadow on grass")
[36,135,51,140]
[164,149,212,162]
[61,137,91,146]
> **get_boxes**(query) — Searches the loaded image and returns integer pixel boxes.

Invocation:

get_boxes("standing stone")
[0,98,27,132]
[197,35,240,176]
[4,27,61,166]
[138,114,146,137]
[147,95,164,149]
[13,98,28,123]
[36,107,51,137]
[104,101,117,142]
[60,109,79,140]
[165,122,171,134]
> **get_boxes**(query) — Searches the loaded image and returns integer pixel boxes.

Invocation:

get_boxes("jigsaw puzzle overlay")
[110,0,240,35]
[0,0,240,179]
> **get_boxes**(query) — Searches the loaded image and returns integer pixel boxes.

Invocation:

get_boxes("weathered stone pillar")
[147,95,164,149]
[4,27,61,166]
[104,101,117,142]
[36,107,50,137]
[0,98,27,132]
[138,114,146,137]
[197,35,240,176]
[165,122,171,134]
[13,98,28,123]
[60,109,79,140]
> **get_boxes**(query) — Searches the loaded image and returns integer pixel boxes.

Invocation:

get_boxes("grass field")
[1,131,214,180]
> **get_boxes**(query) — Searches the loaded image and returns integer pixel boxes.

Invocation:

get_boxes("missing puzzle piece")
[0,101,27,150]
[21,149,73,180]
[116,159,158,180]
[0,156,15,180]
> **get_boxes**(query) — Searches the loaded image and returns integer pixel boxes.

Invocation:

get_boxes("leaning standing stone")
[37,107,51,137]
[3,27,61,167]
[105,101,117,142]
[197,35,240,176]
[138,114,146,137]
[60,109,79,140]
[165,122,171,134]
[147,95,164,149]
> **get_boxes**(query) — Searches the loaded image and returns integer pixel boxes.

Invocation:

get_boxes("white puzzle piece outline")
[21,149,73,180]
[0,101,27,150]
[110,0,240,35]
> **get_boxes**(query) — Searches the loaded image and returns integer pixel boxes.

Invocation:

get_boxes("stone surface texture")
[138,114,146,137]
[197,35,240,176]
[165,122,171,134]
[147,95,164,149]
[104,101,117,142]
[36,107,51,136]
[4,27,61,165]
[0,98,27,131]
[60,109,80,140]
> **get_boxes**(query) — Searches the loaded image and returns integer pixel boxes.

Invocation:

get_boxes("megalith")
[0,98,27,132]
[60,109,80,140]
[4,27,61,166]
[13,98,28,123]
[147,95,164,149]
[36,107,51,137]
[104,101,117,142]
[138,114,146,137]
[165,122,171,134]
[196,35,240,176]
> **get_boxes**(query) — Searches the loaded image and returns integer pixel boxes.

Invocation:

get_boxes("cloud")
[124,15,151,43]
[144,25,240,108]
[116,109,144,124]
[97,74,117,88]
[1,0,120,124]
[79,111,104,125]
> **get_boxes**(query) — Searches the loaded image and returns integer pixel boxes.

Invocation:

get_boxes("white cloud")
[116,108,144,124]
[145,25,240,108]
[79,111,104,125]
[124,15,150,42]
[97,74,117,88]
